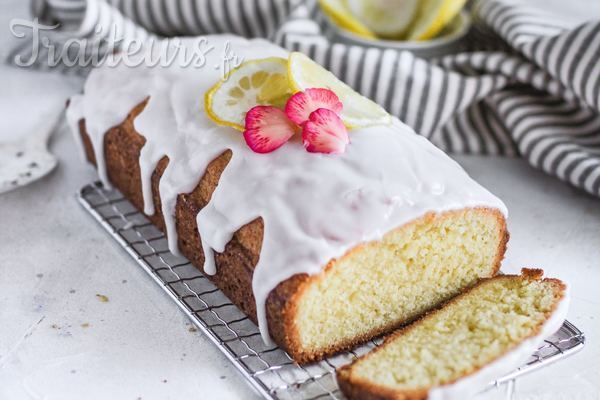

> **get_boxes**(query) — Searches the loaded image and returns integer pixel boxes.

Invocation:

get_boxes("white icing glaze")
[428,284,571,400]
[67,35,508,343]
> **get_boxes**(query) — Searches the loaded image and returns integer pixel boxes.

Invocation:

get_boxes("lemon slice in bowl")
[405,0,467,41]
[288,52,391,128]
[317,0,377,40]
[205,57,293,131]
[346,0,419,38]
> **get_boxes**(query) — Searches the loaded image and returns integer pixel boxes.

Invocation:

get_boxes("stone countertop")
[1,1,599,399]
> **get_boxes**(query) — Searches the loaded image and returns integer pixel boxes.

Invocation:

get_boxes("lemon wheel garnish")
[317,0,377,40]
[287,52,391,128]
[205,57,293,131]
[406,0,467,41]
[346,0,419,38]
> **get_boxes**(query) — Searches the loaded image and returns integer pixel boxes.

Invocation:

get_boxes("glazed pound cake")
[337,269,569,400]
[67,36,508,363]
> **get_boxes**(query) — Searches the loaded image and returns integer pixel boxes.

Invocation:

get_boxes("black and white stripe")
[30,0,303,38]
[9,0,600,197]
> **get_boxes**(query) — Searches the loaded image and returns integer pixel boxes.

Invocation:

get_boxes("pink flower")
[302,108,349,154]
[242,88,349,155]
[285,88,343,125]
[243,106,297,153]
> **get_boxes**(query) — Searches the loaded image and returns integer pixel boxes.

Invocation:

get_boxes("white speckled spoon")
[0,107,63,193]
[0,66,81,194]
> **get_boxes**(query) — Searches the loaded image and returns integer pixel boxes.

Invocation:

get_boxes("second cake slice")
[337,269,569,400]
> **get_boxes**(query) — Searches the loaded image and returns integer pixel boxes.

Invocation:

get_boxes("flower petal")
[244,106,297,153]
[302,108,349,154]
[285,88,343,125]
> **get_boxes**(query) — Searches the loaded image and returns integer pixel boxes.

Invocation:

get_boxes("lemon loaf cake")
[67,36,508,363]
[337,269,569,399]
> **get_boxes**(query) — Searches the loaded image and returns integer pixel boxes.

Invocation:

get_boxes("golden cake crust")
[336,269,566,400]
[76,100,508,363]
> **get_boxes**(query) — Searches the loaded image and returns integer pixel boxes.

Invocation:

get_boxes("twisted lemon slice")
[287,52,390,128]
[347,0,419,38]
[317,0,376,39]
[406,0,467,41]
[205,57,292,130]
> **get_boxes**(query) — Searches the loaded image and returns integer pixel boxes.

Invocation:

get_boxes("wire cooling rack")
[78,181,585,400]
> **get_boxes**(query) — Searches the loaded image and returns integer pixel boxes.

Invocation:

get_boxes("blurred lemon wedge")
[287,52,391,128]
[205,57,292,131]
[406,0,467,41]
[346,0,419,38]
[317,0,377,39]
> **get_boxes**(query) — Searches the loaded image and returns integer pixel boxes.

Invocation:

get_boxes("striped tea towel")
[12,0,600,197]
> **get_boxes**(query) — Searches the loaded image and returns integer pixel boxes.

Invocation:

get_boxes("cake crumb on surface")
[96,294,109,302]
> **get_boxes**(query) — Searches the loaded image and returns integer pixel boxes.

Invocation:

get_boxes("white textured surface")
[1,1,599,399]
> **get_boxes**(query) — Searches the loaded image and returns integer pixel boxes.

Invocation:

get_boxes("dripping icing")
[67,36,507,343]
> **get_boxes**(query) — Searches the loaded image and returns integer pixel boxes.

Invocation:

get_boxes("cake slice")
[67,36,508,363]
[337,269,569,400]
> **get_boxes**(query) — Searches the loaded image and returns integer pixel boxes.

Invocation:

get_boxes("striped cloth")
[12,0,600,197]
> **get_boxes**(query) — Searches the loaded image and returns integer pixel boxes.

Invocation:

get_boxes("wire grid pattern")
[77,182,585,400]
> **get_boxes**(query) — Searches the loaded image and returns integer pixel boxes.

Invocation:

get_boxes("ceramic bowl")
[327,10,472,59]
